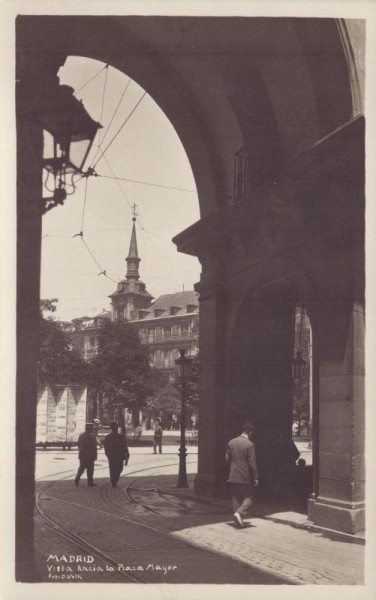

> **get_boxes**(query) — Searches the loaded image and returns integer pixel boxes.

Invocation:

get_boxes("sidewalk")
[141,473,365,585]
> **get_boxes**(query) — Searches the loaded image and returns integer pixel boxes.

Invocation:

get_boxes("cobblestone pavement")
[34,448,364,586]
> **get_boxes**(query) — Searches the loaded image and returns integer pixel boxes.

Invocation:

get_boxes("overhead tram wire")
[97,64,109,147]
[80,237,117,284]
[81,178,89,232]
[102,153,132,211]
[89,76,132,168]
[68,167,117,286]
[92,91,147,170]
[74,63,109,96]
[96,173,196,194]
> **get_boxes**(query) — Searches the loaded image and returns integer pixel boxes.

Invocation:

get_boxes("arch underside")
[17,15,356,217]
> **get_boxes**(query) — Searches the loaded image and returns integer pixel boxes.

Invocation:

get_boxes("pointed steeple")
[126,205,141,280]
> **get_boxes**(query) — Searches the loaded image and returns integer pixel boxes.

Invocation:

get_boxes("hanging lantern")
[175,348,194,379]
[34,83,102,212]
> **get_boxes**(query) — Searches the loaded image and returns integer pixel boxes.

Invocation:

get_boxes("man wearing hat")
[103,421,130,488]
[75,423,98,487]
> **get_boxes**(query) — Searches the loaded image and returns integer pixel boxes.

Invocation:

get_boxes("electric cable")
[89,76,132,167]
[102,154,132,211]
[96,173,196,194]
[97,65,109,146]
[80,237,117,284]
[81,178,89,232]
[75,63,109,96]
[92,91,147,169]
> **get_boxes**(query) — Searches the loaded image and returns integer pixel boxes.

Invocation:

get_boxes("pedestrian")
[103,421,130,488]
[93,418,103,448]
[153,419,163,454]
[225,422,259,528]
[75,423,97,487]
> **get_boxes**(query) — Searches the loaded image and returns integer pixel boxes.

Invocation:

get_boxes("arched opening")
[227,285,314,512]
[38,56,201,444]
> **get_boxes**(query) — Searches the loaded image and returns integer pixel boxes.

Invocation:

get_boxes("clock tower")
[109,209,153,321]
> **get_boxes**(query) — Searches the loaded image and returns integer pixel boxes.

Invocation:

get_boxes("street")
[33,442,363,585]
[34,445,286,584]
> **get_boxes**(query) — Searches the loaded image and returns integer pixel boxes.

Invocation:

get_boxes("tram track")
[34,456,295,585]
[35,466,148,582]
[34,457,200,583]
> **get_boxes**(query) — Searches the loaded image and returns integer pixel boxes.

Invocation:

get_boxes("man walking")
[225,422,259,528]
[153,419,163,454]
[103,421,130,488]
[75,423,97,487]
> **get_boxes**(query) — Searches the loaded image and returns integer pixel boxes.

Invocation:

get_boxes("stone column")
[193,247,228,496]
[16,91,43,581]
[308,302,365,534]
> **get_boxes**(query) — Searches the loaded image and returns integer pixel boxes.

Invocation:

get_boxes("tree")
[150,379,181,428]
[292,368,310,436]
[173,352,199,427]
[88,320,154,425]
[39,299,88,385]
[184,352,199,411]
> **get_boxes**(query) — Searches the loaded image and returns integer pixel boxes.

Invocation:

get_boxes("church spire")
[126,204,140,280]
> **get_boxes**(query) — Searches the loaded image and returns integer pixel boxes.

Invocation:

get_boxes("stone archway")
[226,284,302,501]
[16,15,364,579]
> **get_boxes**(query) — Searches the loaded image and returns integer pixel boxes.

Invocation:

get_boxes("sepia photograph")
[1,1,375,598]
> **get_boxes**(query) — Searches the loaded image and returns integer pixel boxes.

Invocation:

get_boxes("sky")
[40,56,201,322]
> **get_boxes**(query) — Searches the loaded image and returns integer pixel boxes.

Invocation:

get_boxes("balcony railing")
[140,334,195,345]
[234,146,252,201]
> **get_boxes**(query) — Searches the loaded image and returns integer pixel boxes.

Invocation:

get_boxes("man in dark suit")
[103,421,130,488]
[225,422,259,528]
[153,419,163,454]
[75,423,97,487]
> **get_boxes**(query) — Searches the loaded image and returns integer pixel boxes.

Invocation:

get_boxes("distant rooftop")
[134,290,199,321]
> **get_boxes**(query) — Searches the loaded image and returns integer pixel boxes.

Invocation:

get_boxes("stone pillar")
[193,248,228,496]
[308,302,365,534]
[16,94,43,581]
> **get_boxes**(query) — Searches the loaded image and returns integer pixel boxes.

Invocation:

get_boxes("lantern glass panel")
[68,137,92,172]
[43,130,56,161]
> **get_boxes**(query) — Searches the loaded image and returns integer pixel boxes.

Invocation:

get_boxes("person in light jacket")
[225,422,259,528]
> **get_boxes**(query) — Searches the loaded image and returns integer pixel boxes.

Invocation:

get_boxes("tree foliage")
[88,320,154,414]
[292,370,310,436]
[38,299,88,385]
[174,352,199,410]
[151,379,181,416]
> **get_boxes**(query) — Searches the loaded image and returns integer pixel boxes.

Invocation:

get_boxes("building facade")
[60,216,199,368]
